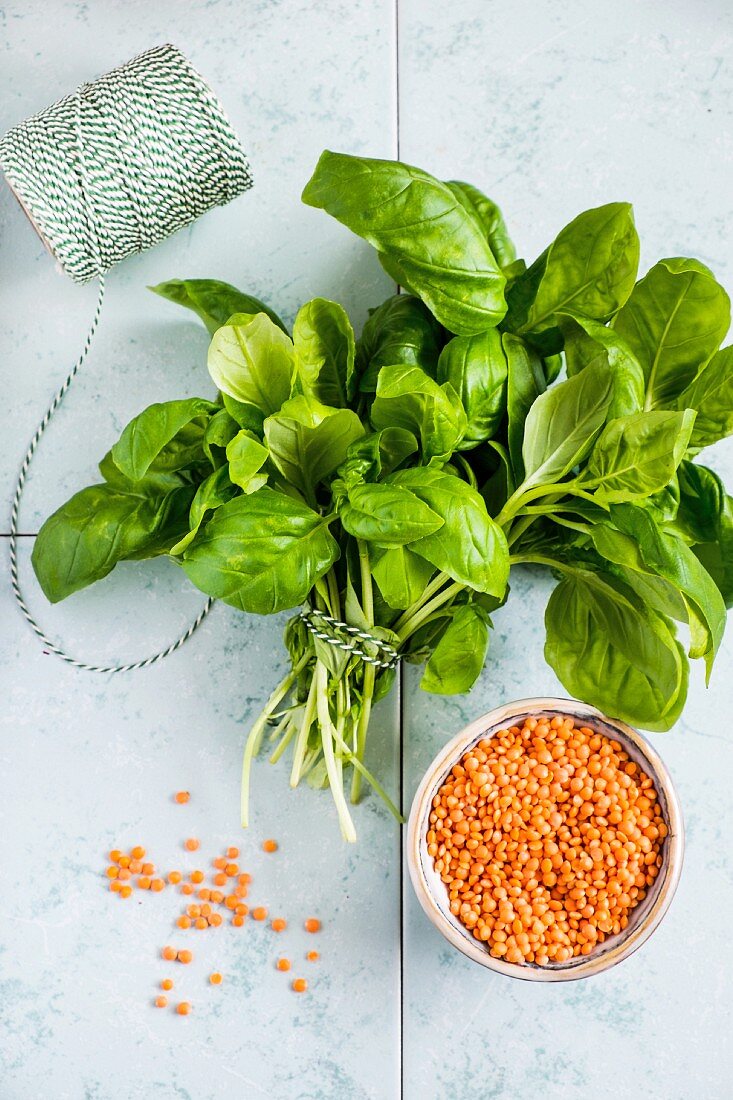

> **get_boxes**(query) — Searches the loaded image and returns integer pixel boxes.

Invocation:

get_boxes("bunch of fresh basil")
[32,150,733,840]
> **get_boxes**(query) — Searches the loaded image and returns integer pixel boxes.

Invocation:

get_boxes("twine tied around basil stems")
[1,43,253,672]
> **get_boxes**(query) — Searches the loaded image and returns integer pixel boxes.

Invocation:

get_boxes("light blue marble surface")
[399,3,733,1099]
[1,2,732,1098]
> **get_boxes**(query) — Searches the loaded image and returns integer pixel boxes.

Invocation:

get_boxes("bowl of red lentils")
[407,697,683,981]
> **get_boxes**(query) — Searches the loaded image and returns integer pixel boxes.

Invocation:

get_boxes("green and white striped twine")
[2,43,252,672]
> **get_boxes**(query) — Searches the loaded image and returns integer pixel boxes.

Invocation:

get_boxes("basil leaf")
[544,568,688,731]
[504,333,545,483]
[521,362,614,489]
[264,395,364,503]
[589,526,689,623]
[293,297,356,407]
[302,151,507,334]
[481,441,515,517]
[371,364,466,462]
[150,278,287,334]
[671,461,725,544]
[338,427,418,489]
[371,545,436,609]
[447,181,516,269]
[98,450,186,495]
[586,410,695,503]
[207,313,296,413]
[506,203,640,348]
[543,353,563,384]
[340,483,444,545]
[32,483,195,602]
[613,258,730,410]
[110,398,218,482]
[170,467,239,556]
[606,503,726,678]
[421,603,490,694]
[355,294,442,393]
[558,311,645,419]
[677,346,733,451]
[388,468,509,597]
[181,489,339,614]
[225,431,270,492]
[203,408,240,467]
[436,329,508,449]
[221,393,265,434]
[693,499,733,609]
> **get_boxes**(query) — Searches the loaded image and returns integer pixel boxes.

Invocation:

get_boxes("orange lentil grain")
[277,958,291,972]
[304,918,321,933]
[190,871,204,884]
[168,871,182,885]
[177,916,191,929]
[137,876,151,890]
[118,856,130,869]
[131,847,145,860]
[110,880,122,893]
[176,1002,191,1015]
[236,904,249,917]
[162,946,177,961]
[262,840,278,853]
[226,847,239,859]
[119,885,132,898]
[213,858,227,871]
[174,791,190,804]
[129,860,143,875]
[142,863,155,876]
[271,918,287,932]
[109,850,122,863]
[210,890,224,904]
[210,913,223,927]
[161,979,173,991]
[184,838,200,852]
[209,972,223,985]
[232,915,245,927]
[177,950,192,964]
[180,884,194,896]
[252,907,268,921]
[151,879,164,893]
[106,866,118,879]
[195,917,207,930]
[292,978,308,993]
[117,868,131,881]
[238,873,252,886]
[306,952,319,962]
[224,863,238,877]
[213,873,227,887]
[197,888,211,901]
[155,996,168,1008]
[225,895,238,910]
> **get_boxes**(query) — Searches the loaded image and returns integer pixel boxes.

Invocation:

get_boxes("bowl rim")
[406,696,684,982]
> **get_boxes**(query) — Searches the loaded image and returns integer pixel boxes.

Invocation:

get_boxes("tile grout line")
[393,2,404,1099]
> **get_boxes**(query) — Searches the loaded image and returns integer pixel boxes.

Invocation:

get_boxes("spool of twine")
[2,43,252,671]
[0,43,252,281]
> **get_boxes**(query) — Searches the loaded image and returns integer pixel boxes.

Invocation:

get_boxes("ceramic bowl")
[407,696,684,982]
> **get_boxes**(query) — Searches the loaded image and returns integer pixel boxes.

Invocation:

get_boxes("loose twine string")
[2,44,249,672]
[2,44,393,673]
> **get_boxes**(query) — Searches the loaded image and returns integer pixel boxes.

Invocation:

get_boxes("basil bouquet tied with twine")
[33,151,733,839]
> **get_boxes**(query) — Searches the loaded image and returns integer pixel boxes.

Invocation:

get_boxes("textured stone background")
[1,2,731,1097]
